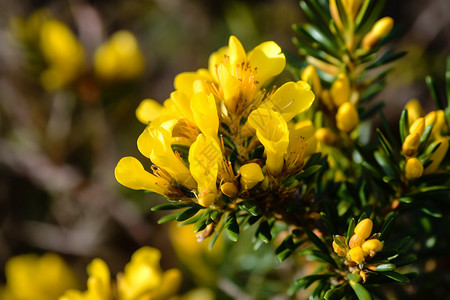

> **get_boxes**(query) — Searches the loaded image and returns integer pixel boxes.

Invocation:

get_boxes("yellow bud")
[354,218,373,240]
[405,157,424,180]
[331,74,350,107]
[240,163,265,190]
[336,102,359,133]
[432,110,446,137]
[301,65,322,96]
[425,111,436,128]
[348,246,364,264]
[320,90,334,111]
[409,117,425,136]
[332,241,347,257]
[315,128,338,146]
[198,190,216,207]
[424,137,449,174]
[402,132,421,157]
[362,17,394,50]
[349,233,364,249]
[362,239,383,257]
[405,98,423,125]
[220,182,238,198]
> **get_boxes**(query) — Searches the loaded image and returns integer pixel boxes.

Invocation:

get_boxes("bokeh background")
[0,0,449,298]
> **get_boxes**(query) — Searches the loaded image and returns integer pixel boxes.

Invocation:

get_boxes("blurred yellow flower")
[336,102,359,133]
[0,253,79,300]
[60,247,182,300]
[40,19,85,90]
[94,30,145,82]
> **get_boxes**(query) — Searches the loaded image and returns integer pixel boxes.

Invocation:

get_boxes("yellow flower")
[362,17,394,50]
[39,19,85,90]
[137,127,196,189]
[284,120,316,173]
[247,108,289,176]
[115,157,172,195]
[60,247,182,300]
[118,247,182,300]
[354,218,373,240]
[190,92,219,142]
[348,246,364,265]
[189,134,222,207]
[424,136,449,174]
[409,117,425,136]
[135,99,166,125]
[301,65,322,96]
[94,30,145,82]
[315,128,338,146]
[362,239,383,257]
[262,81,315,122]
[405,157,424,180]
[404,98,423,126]
[402,132,420,157]
[0,253,79,300]
[336,102,359,133]
[330,74,350,107]
[240,163,265,190]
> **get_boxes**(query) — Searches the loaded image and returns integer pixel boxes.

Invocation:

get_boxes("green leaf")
[380,271,410,283]
[289,274,335,295]
[346,218,356,242]
[306,230,330,254]
[193,214,208,233]
[238,201,259,216]
[421,206,443,218]
[297,165,323,180]
[391,254,417,267]
[176,207,200,221]
[375,263,396,272]
[399,109,409,143]
[379,212,396,240]
[350,281,373,300]
[324,284,347,300]
[366,50,407,70]
[256,219,272,243]
[377,129,394,157]
[151,203,190,211]
[426,75,443,109]
[157,213,178,224]
[225,213,239,242]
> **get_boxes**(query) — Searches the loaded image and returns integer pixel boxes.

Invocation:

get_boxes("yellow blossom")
[189,134,221,207]
[240,163,265,190]
[115,157,171,195]
[405,98,423,126]
[336,102,359,133]
[354,218,373,240]
[362,17,394,50]
[409,117,425,136]
[137,127,196,189]
[405,157,424,180]
[402,132,421,157]
[39,19,85,90]
[94,30,145,82]
[315,128,338,146]
[362,239,383,257]
[0,253,79,300]
[330,74,350,107]
[190,92,219,141]
[247,108,289,176]
[220,182,239,197]
[348,247,364,265]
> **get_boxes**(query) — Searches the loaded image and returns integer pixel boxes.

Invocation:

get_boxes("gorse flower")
[59,247,182,300]
[0,253,79,300]
[116,35,316,239]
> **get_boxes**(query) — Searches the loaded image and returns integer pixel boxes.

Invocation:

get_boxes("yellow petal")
[336,102,359,133]
[191,92,219,140]
[174,70,212,98]
[240,163,265,190]
[402,132,420,157]
[348,246,364,264]
[135,99,165,125]
[247,41,286,87]
[188,134,220,206]
[115,157,170,194]
[248,108,289,175]
[208,46,228,82]
[217,64,240,113]
[265,81,315,122]
[86,259,111,300]
[405,157,423,180]
[362,239,383,257]
[228,35,246,75]
[405,98,423,126]
[424,137,449,174]
[331,74,350,107]
[409,117,425,136]
[170,90,195,123]
[301,65,322,96]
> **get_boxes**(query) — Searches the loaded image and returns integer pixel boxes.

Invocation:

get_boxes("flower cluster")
[332,218,383,282]
[402,99,449,180]
[115,35,317,235]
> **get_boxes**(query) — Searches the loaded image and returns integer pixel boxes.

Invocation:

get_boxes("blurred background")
[0,0,449,299]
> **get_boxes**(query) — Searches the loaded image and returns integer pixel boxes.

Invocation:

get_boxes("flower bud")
[348,246,364,264]
[301,65,322,97]
[405,98,423,126]
[332,241,347,257]
[425,111,436,127]
[315,128,338,146]
[240,163,265,190]
[409,117,425,136]
[320,90,334,111]
[220,182,238,198]
[402,132,420,157]
[336,102,359,133]
[354,218,373,240]
[405,157,423,180]
[362,239,383,257]
[362,17,394,50]
[424,137,449,174]
[349,233,364,249]
[331,74,350,107]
